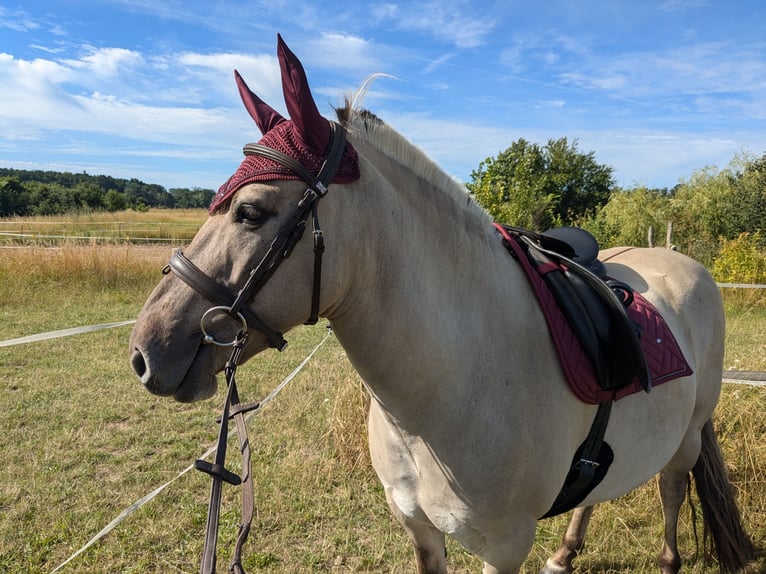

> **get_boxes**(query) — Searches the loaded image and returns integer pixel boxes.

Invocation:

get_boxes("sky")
[1,1,765,193]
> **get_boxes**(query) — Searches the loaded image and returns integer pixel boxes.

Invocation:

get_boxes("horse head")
[129,35,361,402]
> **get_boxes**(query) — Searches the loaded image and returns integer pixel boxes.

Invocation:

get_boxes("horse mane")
[335,98,492,226]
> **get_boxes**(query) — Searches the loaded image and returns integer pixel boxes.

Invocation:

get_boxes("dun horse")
[130,36,753,573]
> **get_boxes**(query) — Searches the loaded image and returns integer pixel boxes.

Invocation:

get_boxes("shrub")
[712,232,766,285]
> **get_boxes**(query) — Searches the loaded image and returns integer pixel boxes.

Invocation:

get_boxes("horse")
[129,35,753,574]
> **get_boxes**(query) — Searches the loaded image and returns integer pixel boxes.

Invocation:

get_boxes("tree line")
[2,144,765,279]
[468,139,766,272]
[0,168,215,216]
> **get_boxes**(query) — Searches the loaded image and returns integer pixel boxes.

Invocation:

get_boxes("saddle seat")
[497,225,651,395]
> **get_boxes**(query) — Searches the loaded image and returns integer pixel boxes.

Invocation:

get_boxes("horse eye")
[236,204,267,226]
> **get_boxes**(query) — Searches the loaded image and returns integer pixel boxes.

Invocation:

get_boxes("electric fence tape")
[0,321,136,347]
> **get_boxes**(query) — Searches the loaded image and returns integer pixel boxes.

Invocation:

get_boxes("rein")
[165,122,347,574]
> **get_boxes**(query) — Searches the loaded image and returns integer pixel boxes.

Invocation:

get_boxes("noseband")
[165,121,347,350]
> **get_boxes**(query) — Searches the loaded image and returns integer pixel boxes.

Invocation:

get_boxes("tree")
[467,137,615,230]
[0,177,29,216]
[666,153,766,264]
[71,182,105,210]
[104,189,129,211]
[170,187,216,208]
[729,152,766,242]
[580,186,671,248]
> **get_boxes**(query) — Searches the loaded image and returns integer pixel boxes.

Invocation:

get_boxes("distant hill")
[0,168,215,216]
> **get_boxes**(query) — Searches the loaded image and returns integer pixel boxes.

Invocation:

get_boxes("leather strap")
[195,332,249,574]
[167,250,288,351]
[187,122,348,574]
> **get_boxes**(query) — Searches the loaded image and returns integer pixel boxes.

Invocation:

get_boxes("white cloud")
[176,51,282,104]
[376,1,495,48]
[660,0,710,11]
[66,46,144,76]
[558,42,766,101]
[0,7,41,32]
[305,33,381,72]
[0,49,253,150]
[420,52,456,75]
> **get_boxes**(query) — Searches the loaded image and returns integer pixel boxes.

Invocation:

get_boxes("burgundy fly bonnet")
[209,35,360,214]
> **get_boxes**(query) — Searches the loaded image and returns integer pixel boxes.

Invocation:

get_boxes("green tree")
[712,232,766,285]
[104,189,129,211]
[579,186,671,248]
[467,137,614,230]
[728,152,766,240]
[71,182,105,210]
[0,177,30,216]
[170,187,216,208]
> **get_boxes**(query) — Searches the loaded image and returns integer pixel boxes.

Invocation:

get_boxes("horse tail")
[691,419,754,573]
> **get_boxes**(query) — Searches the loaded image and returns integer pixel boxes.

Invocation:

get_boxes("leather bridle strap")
[166,122,347,351]
[194,330,260,574]
[230,121,347,325]
[168,250,288,350]
[181,122,347,574]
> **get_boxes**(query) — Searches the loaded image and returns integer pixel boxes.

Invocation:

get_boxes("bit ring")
[200,306,248,347]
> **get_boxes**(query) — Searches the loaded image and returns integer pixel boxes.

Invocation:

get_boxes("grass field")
[0,209,205,245]
[0,235,764,573]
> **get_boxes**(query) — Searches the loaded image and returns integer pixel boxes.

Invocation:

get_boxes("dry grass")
[0,243,763,573]
[0,209,206,244]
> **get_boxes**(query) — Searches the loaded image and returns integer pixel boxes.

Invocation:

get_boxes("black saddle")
[500,225,651,394]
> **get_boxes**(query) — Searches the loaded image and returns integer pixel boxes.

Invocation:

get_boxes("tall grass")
[0,244,763,573]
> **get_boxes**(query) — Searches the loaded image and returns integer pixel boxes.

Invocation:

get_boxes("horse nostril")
[131,348,147,378]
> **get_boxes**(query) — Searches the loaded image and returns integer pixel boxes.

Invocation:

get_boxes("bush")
[712,232,766,285]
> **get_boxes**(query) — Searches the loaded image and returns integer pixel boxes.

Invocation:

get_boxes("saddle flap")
[522,234,651,393]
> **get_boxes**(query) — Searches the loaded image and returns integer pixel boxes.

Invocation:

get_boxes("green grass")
[722,287,766,371]
[0,244,763,573]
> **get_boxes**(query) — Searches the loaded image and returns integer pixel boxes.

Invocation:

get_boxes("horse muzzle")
[130,343,219,402]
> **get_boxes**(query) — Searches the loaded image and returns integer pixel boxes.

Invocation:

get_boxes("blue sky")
[1,1,764,192]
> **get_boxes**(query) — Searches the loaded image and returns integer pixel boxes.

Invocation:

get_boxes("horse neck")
[328,143,521,412]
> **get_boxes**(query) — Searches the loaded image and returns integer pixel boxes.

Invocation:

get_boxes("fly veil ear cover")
[209,34,360,214]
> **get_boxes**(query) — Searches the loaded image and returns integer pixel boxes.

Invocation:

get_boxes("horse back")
[600,246,725,401]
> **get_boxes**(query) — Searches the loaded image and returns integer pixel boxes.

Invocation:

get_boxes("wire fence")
[0,220,202,245]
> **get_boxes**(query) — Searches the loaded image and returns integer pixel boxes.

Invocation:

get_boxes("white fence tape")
[0,231,178,242]
[48,328,333,574]
[724,379,766,386]
[717,282,766,289]
[0,321,136,347]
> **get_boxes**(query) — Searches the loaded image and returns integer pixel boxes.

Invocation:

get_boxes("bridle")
[164,122,347,574]
[167,120,348,351]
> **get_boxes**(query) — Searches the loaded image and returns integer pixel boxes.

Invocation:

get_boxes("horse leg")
[401,518,447,574]
[657,467,688,574]
[539,506,594,574]
[656,420,709,574]
[479,517,540,574]
[382,491,447,574]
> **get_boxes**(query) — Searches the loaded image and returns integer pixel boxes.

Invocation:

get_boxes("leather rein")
[164,122,347,574]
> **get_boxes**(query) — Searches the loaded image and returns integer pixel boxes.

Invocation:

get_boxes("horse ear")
[234,69,286,134]
[276,33,331,154]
